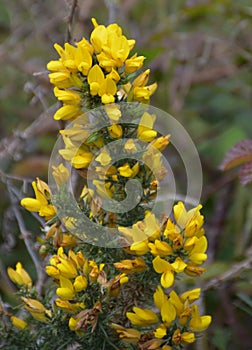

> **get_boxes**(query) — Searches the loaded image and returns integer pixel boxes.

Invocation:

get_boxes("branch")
[202,246,252,291]
[66,0,78,42]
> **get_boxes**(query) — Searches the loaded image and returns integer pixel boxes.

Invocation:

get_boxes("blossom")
[126,307,159,326]
[52,163,69,187]
[114,257,146,273]
[108,124,123,138]
[55,299,85,313]
[152,256,187,288]
[173,201,204,237]
[133,83,157,103]
[148,239,173,257]
[125,53,145,73]
[7,262,32,287]
[138,112,157,142]
[21,297,51,322]
[110,324,141,344]
[95,149,111,166]
[172,329,195,345]
[118,162,139,177]
[189,305,212,332]
[20,178,56,220]
[105,273,129,297]
[87,64,117,103]
[184,235,208,265]
[10,316,27,330]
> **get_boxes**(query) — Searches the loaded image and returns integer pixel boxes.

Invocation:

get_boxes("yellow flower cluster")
[6,18,211,350]
[112,286,211,349]
[117,202,207,288]
[47,18,157,120]
[46,247,128,333]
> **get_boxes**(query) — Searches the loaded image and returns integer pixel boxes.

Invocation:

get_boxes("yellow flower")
[74,45,93,75]
[99,77,117,104]
[143,212,161,240]
[110,324,141,344]
[55,299,85,313]
[108,124,123,138]
[54,87,81,105]
[129,240,149,255]
[152,256,186,288]
[114,257,146,273]
[184,263,205,277]
[89,261,105,282]
[54,104,82,121]
[57,258,78,279]
[52,163,69,187]
[88,64,105,96]
[138,112,157,142]
[73,275,87,292]
[168,290,184,316]
[172,329,196,345]
[88,64,117,103]
[48,71,72,89]
[148,239,173,257]
[189,305,212,332]
[180,288,201,303]
[125,139,137,152]
[21,297,51,322]
[132,69,150,87]
[133,83,157,103]
[118,162,139,177]
[154,323,167,338]
[105,104,121,121]
[126,307,159,326]
[56,276,75,300]
[45,265,60,278]
[72,149,94,169]
[7,262,32,287]
[90,20,108,53]
[106,273,129,297]
[184,235,208,265]
[69,316,79,331]
[11,316,27,330]
[21,178,56,220]
[107,68,121,82]
[160,299,177,326]
[151,135,170,151]
[125,53,145,73]
[95,149,111,166]
[93,180,113,198]
[173,201,204,237]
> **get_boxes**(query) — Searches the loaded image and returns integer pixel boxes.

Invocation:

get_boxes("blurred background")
[0,0,252,349]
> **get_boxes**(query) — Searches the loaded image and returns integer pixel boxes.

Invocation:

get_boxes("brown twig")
[202,245,252,292]
[66,0,78,43]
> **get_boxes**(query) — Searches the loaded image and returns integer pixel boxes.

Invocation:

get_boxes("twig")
[6,182,47,296]
[105,0,118,24]
[66,0,78,43]
[0,104,58,162]
[202,246,252,291]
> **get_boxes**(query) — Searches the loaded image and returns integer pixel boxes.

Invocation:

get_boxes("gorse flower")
[47,18,156,120]
[7,262,32,288]
[6,17,211,350]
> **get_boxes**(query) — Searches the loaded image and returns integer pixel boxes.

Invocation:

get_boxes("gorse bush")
[1,18,211,350]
